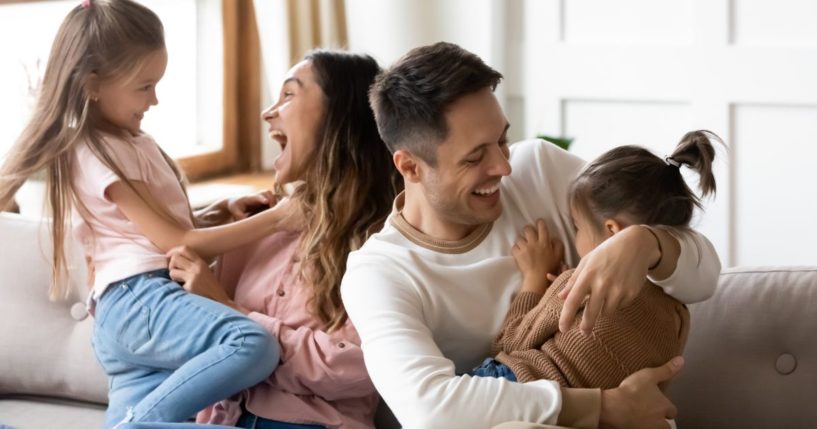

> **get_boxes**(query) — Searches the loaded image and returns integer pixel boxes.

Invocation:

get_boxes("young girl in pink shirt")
[0,1,293,427]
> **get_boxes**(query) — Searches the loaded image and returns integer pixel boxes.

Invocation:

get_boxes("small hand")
[167,246,232,307]
[558,225,652,335]
[512,218,564,294]
[546,262,569,283]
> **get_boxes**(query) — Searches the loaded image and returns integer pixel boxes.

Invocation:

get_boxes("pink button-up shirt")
[196,230,378,429]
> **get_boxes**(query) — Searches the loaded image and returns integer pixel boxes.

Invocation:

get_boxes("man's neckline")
[388,192,492,254]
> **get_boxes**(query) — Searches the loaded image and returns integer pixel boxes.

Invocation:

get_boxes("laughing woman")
[136,50,401,429]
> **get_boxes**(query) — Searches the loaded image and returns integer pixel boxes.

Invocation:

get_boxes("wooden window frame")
[180,0,261,181]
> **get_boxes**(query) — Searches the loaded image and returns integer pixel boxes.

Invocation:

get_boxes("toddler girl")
[472,130,720,389]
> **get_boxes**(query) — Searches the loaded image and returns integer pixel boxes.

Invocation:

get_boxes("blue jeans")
[92,270,280,428]
[118,409,326,429]
[468,357,518,381]
[235,411,326,429]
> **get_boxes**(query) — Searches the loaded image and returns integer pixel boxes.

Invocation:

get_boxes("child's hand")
[512,219,564,294]
[547,262,569,283]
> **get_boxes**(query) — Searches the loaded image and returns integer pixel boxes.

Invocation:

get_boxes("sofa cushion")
[0,213,107,405]
[668,266,817,428]
[0,397,105,429]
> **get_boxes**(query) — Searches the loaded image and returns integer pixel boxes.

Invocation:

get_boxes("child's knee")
[237,322,280,372]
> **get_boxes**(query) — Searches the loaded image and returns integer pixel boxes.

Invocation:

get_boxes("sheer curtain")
[252,0,348,169]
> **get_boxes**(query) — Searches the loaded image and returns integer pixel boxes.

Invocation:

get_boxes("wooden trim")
[237,0,262,172]
[175,0,261,181]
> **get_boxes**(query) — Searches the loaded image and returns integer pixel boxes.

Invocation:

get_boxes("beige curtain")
[286,0,348,64]
[253,0,348,169]
[254,0,348,74]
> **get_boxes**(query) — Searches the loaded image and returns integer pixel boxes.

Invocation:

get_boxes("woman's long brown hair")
[290,50,402,331]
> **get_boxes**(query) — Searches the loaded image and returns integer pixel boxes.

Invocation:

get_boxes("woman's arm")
[108,181,299,259]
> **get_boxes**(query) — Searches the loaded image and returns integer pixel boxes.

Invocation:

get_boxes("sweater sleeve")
[649,227,721,303]
[247,312,376,402]
[493,291,543,355]
[494,271,575,355]
[341,257,587,429]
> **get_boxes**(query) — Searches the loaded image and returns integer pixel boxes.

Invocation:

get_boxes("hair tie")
[81,0,91,9]
[664,156,681,168]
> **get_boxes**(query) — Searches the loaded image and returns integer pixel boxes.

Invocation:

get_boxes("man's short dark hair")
[369,42,503,165]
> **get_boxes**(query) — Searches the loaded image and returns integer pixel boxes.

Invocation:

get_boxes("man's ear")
[394,150,422,184]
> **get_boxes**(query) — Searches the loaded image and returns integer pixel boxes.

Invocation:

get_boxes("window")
[0,0,258,180]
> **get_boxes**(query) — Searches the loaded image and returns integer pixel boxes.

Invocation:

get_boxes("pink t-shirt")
[71,133,193,299]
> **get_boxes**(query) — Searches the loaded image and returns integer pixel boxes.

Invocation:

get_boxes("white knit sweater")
[341,139,720,429]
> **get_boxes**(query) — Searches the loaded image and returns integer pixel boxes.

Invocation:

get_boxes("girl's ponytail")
[570,130,723,230]
[667,130,720,198]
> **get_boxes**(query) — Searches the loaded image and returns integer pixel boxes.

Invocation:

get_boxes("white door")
[520,0,817,267]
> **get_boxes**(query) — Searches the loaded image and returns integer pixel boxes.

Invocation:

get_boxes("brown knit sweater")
[493,269,689,388]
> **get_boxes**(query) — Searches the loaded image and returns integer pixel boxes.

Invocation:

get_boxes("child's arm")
[107,181,299,259]
[493,219,565,354]
[193,190,277,228]
[492,290,544,355]
[494,271,574,355]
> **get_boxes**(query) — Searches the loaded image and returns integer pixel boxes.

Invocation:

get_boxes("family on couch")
[0,1,720,428]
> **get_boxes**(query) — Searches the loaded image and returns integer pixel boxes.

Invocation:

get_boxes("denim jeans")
[235,411,326,429]
[92,269,280,428]
[117,409,326,429]
[119,411,326,429]
[468,357,518,381]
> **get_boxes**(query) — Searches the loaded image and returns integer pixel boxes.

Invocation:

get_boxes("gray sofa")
[1,212,815,428]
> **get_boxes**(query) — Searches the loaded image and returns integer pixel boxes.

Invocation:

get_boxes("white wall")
[337,1,816,268]
[345,0,521,137]
[521,0,817,267]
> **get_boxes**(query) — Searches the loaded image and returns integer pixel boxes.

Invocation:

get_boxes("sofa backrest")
[3,209,816,427]
[668,266,817,428]
[0,213,107,404]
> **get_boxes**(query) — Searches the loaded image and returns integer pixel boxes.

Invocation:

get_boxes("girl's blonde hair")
[0,0,175,300]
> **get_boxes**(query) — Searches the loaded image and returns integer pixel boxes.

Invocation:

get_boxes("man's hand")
[558,225,659,334]
[512,219,564,294]
[600,356,684,429]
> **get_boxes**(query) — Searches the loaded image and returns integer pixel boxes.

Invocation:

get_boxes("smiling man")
[340,42,720,429]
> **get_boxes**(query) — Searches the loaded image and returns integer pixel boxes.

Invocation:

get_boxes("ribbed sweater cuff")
[558,387,601,429]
